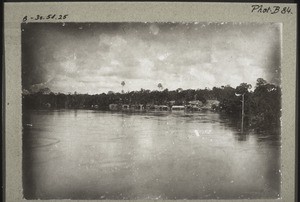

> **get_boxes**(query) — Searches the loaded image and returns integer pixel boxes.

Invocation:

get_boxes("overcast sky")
[22,22,281,94]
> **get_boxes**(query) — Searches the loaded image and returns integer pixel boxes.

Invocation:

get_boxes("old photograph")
[22,22,282,200]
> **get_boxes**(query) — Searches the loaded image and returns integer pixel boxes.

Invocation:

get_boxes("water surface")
[23,110,281,199]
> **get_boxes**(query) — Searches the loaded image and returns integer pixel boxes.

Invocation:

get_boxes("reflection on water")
[23,110,281,199]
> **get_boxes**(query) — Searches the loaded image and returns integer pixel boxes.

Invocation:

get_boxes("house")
[157,105,170,111]
[187,100,203,111]
[203,100,220,110]
[109,104,119,111]
[171,105,185,111]
[169,101,176,106]
[130,105,136,110]
[145,104,153,111]
[91,104,99,109]
[188,100,203,106]
[122,104,130,110]
[135,104,144,111]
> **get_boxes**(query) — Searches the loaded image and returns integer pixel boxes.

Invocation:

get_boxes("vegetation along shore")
[23,78,281,130]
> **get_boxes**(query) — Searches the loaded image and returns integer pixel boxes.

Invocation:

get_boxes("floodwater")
[22,110,281,199]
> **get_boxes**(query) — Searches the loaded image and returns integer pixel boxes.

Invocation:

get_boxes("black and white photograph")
[22,22,282,200]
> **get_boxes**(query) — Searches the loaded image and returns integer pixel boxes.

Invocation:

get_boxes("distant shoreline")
[22,78,281,131]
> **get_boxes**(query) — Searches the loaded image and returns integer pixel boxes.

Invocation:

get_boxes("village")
[106,99,220,112]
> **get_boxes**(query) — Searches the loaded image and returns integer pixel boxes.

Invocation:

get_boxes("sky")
[22,22,281,94]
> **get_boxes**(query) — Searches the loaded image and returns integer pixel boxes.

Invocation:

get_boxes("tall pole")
[241,93,245,133]
[235,92,245,133]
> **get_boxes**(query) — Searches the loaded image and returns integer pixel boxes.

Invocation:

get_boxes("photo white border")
[4,2,297,202]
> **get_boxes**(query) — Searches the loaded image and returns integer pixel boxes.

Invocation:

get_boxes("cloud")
[22,22,281,94]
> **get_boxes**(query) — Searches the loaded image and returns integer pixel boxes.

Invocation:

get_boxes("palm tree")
[176,88,183,93]
[121,81,125,93]
[158,83,163,91]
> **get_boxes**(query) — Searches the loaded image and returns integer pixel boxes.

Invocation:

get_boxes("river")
[22,110,281,199]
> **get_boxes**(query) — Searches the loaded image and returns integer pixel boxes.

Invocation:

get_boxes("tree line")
[23,78,281,130]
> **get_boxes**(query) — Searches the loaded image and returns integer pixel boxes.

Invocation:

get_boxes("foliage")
[216,78,281,129]
[23,78,281,130]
